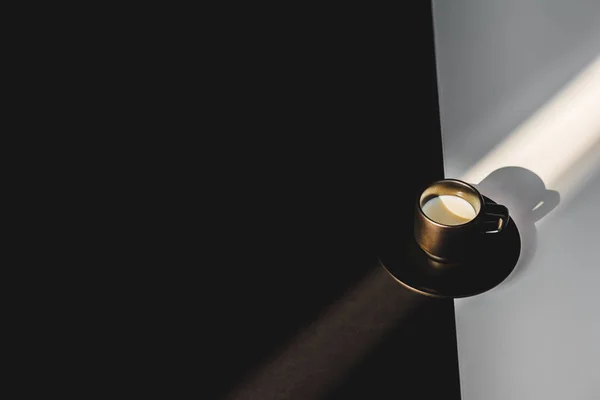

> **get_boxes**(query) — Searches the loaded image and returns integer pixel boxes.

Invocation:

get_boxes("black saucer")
[379,196,521,299]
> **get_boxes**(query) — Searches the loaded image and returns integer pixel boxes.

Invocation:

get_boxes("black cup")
[414,179,509,262]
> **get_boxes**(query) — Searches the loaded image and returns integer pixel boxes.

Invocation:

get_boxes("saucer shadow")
[474,167,560,285]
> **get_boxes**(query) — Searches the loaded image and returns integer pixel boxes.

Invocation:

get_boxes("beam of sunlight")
[460,55,600,199]
[226,267,424,400]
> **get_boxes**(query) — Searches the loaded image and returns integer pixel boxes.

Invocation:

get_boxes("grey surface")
[432,1,600,399]
[433,0,600,178]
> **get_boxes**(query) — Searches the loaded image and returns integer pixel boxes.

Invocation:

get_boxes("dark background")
[204,3,460,399]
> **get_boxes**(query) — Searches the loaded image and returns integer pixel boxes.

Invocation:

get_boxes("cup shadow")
[473,167,560,285]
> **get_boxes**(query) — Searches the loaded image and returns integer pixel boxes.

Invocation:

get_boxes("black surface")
[381,197,522,298]
[202,3,461,400]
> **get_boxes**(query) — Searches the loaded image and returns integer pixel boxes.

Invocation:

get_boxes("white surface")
[432,1,600,399]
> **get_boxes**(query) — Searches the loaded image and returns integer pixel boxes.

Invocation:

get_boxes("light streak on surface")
[460,55,600,196]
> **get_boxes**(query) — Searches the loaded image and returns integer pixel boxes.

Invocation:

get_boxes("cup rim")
[418,179,483,228]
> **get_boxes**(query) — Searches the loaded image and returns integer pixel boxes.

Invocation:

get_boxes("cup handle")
[483,203,509,234]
